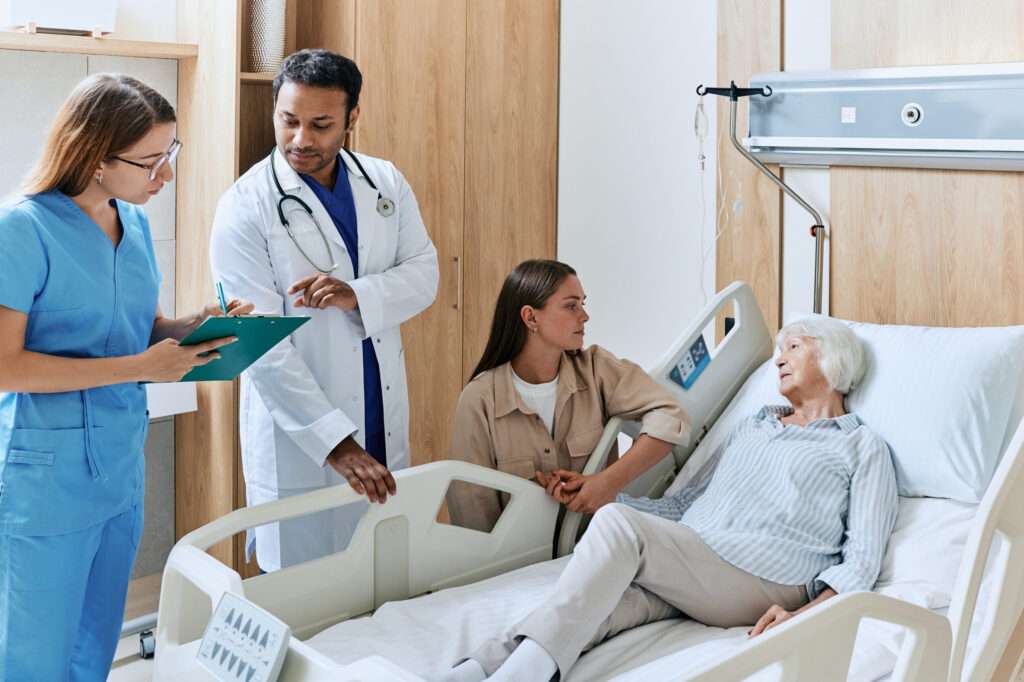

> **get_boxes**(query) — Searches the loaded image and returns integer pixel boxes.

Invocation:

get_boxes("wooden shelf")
[240,71,276,84]
[0,31,197,59]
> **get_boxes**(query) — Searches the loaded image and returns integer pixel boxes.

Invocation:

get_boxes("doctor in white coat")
[210,49,438,571]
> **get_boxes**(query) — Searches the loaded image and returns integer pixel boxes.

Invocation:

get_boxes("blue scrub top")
[0,191,160,535]
[301,159,387,466]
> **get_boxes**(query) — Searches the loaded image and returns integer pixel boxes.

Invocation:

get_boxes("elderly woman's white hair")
[776,317,866,394]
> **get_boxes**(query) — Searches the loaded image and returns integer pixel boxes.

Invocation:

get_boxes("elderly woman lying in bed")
[438,316,899,682]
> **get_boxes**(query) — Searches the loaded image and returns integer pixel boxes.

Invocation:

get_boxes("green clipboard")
[177,315,311,382]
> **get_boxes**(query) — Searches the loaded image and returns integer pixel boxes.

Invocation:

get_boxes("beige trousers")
[469,503,809,677]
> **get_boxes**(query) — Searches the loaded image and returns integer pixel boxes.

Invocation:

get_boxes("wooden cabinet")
[300,0,559,466]
[175,0,558,575]
[353,0,468,465]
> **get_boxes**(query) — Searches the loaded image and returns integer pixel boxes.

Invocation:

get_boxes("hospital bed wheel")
[139,630,156,659]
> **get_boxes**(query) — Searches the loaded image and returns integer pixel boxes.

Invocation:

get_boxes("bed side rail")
[648,281,772,469]
[556,282,771,556]
[683,592,951,682]
[947,416,1024,682]
[156,461,558,658]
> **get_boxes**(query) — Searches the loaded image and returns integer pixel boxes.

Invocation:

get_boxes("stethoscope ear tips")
[377,196,396,217]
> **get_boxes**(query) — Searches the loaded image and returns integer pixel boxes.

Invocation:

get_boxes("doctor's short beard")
[284,145,336,173]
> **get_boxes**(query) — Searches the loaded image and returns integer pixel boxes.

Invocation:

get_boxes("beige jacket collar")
[494,352,588,419]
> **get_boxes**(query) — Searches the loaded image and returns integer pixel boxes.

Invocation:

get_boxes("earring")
[95,172,103,185]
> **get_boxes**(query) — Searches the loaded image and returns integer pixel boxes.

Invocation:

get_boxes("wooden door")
[355,0,468,465]
[462,0,560,380]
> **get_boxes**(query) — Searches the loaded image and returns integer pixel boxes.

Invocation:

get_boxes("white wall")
[114,0,177,42]
[557,0,717,370]
[0,0,176,42]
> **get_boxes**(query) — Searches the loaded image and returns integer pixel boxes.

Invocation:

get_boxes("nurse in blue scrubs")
[0,74,251,680]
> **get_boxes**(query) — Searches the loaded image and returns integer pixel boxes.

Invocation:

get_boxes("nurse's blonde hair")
[21,73,175,197]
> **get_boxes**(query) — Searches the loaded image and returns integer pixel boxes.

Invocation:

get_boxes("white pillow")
[873,496,976,608]
[839,320,1024,501]
[673,318,1024,502]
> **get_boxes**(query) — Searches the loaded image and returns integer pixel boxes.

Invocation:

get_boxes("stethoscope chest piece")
[377,196,396,217]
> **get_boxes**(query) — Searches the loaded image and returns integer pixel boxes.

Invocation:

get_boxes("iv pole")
[697,81,826,315]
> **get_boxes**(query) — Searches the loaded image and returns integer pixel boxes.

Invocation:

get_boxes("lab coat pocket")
[268,214,340,282]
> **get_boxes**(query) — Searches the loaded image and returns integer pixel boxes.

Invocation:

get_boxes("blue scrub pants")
[0,503,143,681]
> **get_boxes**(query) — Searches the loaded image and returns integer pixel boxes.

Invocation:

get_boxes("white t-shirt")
[511,368,559,436]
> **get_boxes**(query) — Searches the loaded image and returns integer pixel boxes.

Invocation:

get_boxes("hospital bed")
[153,282,1024,681]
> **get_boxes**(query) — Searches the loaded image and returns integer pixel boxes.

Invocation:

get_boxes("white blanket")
[305,498,980,681]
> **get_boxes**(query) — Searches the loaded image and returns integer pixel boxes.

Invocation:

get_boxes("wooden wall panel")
[463,0,559,380]
[355,0,467,465]
[714,0,783,334]
[175,0,242,565]
[294,0,356,57]
[830,0,1024,327]
[832,2,1024,678]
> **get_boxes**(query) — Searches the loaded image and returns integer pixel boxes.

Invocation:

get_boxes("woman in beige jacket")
[446,259,689,532]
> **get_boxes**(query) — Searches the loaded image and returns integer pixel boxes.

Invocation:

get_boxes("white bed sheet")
[304,550,967,682]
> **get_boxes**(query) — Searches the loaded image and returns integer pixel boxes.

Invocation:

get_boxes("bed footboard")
[154,461,558,681]
[684,592,952,682]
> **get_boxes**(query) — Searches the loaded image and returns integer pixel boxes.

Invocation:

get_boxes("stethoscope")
[270,147,396,275]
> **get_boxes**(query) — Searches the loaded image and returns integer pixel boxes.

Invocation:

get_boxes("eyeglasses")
[112,139,182,181]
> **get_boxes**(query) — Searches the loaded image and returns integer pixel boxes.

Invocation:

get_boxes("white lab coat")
[209,149,438,570]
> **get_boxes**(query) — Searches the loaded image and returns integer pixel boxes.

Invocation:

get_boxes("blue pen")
[216,282,229,315]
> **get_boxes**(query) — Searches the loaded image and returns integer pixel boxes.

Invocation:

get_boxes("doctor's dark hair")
[21,73,175,197]
[470,260,579,381]
[273,49,362,123]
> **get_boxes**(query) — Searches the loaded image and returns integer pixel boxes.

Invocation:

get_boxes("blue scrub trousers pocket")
[0,503,144,682]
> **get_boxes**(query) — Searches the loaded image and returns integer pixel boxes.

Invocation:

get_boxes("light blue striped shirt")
[619,406,898,598]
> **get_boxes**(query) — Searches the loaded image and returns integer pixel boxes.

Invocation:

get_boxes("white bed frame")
[154,283,1024,682]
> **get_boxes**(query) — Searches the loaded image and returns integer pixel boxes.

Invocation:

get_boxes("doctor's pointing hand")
[210,48,438,572]
[288,274,358,311]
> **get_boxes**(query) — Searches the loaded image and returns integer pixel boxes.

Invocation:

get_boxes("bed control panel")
[669,335,710,390]
[197,592,291,682]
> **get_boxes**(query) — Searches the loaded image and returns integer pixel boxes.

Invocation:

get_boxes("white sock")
[489,638,558,681]
[435,659,486,682]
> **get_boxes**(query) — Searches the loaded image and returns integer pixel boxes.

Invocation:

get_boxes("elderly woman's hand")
[748,604,794,637]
